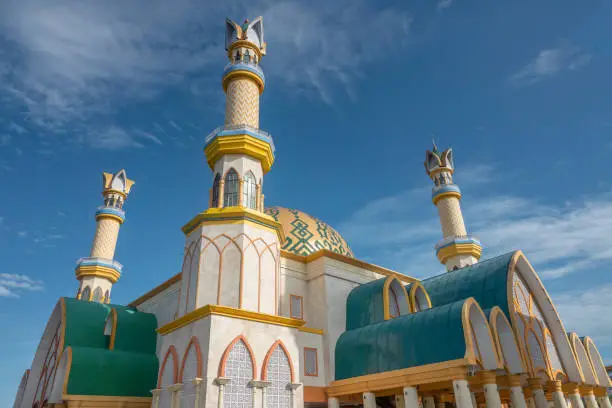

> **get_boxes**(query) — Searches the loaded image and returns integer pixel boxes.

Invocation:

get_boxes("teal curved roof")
[61,297,158,397]
[335,299,468,380]
[421,251,516,317]
[345,277,388,330]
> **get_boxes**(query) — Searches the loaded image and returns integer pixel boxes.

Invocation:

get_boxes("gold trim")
[108,308,118,351]
[436,243,482,264]
[227,40,264,59]
[129,273,181,307]
[157,304,306,335]
[75,265,121,283]
[297,327,324,335]
[95,213,125,224]
[222,70,265,94]
[281,249,418,284]
[102,188,127,199]
[428,167,454,177]
[181,207,284,242]
[382,276,410,319]
[432,191,462,205]
[204,134,274,173]
[408,281,433,312]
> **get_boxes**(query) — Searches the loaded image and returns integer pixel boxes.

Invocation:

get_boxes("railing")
[223,62,264,76]
[76,257,124,270]
[205,124,275,151]
[434,235,481,251]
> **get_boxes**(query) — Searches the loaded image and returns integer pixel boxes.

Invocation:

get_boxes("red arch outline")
[157,346,179,387]
[218,335,257,379]
[179,336,204,381]
[261,340,295,383]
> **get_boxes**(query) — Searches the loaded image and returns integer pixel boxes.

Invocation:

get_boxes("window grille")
[223,340,254,408]
[265,345,292,408]
[212,173,221,207]
[81,286,91,301]
[289,295,303,319]
[304,348,318,377]
[243,172,257,209]
[224,170,239,207]
[92,287,103,303]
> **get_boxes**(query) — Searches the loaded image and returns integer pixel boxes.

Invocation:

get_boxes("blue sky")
[1,0,612,403]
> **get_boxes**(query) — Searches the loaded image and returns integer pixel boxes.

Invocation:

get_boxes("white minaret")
[75,169,135,302]
[425,143,482,271]
[177,16,283,317]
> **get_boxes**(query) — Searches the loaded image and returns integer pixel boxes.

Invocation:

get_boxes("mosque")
[12,16,612,408]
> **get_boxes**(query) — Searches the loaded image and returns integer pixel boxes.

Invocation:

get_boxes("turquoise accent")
[222,63,265,84]
[421,251,516,317]
[204,125,276,155]
[95,206,125,222]
[435,236,482,255]
[61,298,158,397]
[335,299,470,380]
[345,278,388,331]
[76,257,123,274]
[431,184,461,200]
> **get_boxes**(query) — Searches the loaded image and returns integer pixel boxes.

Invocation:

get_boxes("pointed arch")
[569,333,596,385]
[218,335,257,379]
[223,168,240,207]
[212,173,221,207]
[382,276,410,320]
[92,287,103,303]
[261,340,295,382]
[582,336,612,387]
[489,306,527,374]
[103,290,110,304]
[81,286,91,301]
[243,171,257,209]
[408,282,432,312]
[157,346,179,387]
[179,337,203,381]
[461,298,503,370]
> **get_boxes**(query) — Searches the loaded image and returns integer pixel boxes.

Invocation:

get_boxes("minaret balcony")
[435,235,481,252]
[431,184,462,205]
[222,62,265,93]
[75,257,123,283]
[434,235,483,265]
[95,206,126,223]
[204,124,276,173]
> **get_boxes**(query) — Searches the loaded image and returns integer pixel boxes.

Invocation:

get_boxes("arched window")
[181,339,202,408]
[223,169,239,207]
[242,172,257,209]
[81,286,91,301]
[159,348,178,408]
[92,287,103,303]
[265,344,292,408]
[389,286,400,318]
[212,173,221,207]
[223,339,254,408]
[103,290,110,304]
[385,278,409,319]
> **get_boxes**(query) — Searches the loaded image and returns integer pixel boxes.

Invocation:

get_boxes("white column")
[507,375,527,408]
[549,382,568,408]
[192,378,203,408]
[151,389,161,408]
[583,392,599,408]
[168,384,184,408]
[597,397,612,408]
[402,387,420,408]
[216,377,231,408]
[424,396,436,408]
[328,397,340,408]
[289,383,302,408]
[472,393,479,408]
[482,372,502,408]
[528,379,549,408]
[363,392,377,408]
[454,379,474,408]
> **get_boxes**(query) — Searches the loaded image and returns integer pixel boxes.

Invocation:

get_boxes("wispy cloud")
[0,273,44,298]
[437,0,453,11]
[339,164,612,280]
[8,121,27,134]
[509,42,591,86]
[86,126,163,150]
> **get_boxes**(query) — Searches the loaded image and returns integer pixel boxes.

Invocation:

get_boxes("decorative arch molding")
[179,336,204,381]
[506,251,582,382]
[261,340,295,383]
[383,276,410,320]
[568,332,597,385]
[48,347,72,403]
[218,335,257,379]
[488,307,527,374]
[582,336,612,387]
[158,346,179,387]
[462,298,503,370]
[408,282,432,312]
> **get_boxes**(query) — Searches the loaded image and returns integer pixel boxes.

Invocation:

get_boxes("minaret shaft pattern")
[224,78,260,127]
[90,218,121,259]
[437,198,467,238]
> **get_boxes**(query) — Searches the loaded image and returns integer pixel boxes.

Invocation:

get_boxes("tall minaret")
[75,170,135,303]
[178,17,282,317]
[424,143,482,271]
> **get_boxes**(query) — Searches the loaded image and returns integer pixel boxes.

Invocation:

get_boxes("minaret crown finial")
[225,16,266,55]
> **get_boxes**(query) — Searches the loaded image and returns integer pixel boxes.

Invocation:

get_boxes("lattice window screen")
[223,340,254,408]
[266,345,292,408]
[304,348,318,376]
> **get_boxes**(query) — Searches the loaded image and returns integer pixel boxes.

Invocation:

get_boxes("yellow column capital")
[546,381,563,393]
[507,375,523,388]
[527,378,543,390]
[481,371,498,385]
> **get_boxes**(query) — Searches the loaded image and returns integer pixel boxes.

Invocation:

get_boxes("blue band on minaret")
[75,257,123,274]
[431,184,461,200]
[222,63,265,85]
[95,206,126,222]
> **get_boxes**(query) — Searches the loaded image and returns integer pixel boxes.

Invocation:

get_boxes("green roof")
[345,277,388,331]
[421,251,516,317]
[335,299,469,380]
[61,297,158,397]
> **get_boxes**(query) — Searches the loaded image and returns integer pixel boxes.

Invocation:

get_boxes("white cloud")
[0,0,412,141]
[0,273,44,298]
[339,163,612,281]
[437,0,453,11]
[87,126,163,150]
[8,121,27,134]
[509,42,591,86]
[553,284,612,349]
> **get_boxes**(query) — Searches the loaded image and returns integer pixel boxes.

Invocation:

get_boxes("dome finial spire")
[432,135,439,154]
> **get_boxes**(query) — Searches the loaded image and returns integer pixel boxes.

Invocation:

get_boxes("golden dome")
[264,207,354,258]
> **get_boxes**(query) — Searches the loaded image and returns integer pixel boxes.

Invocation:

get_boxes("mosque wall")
[135,280,180,356]
[212,154,264,187]
[279,257,308,320]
